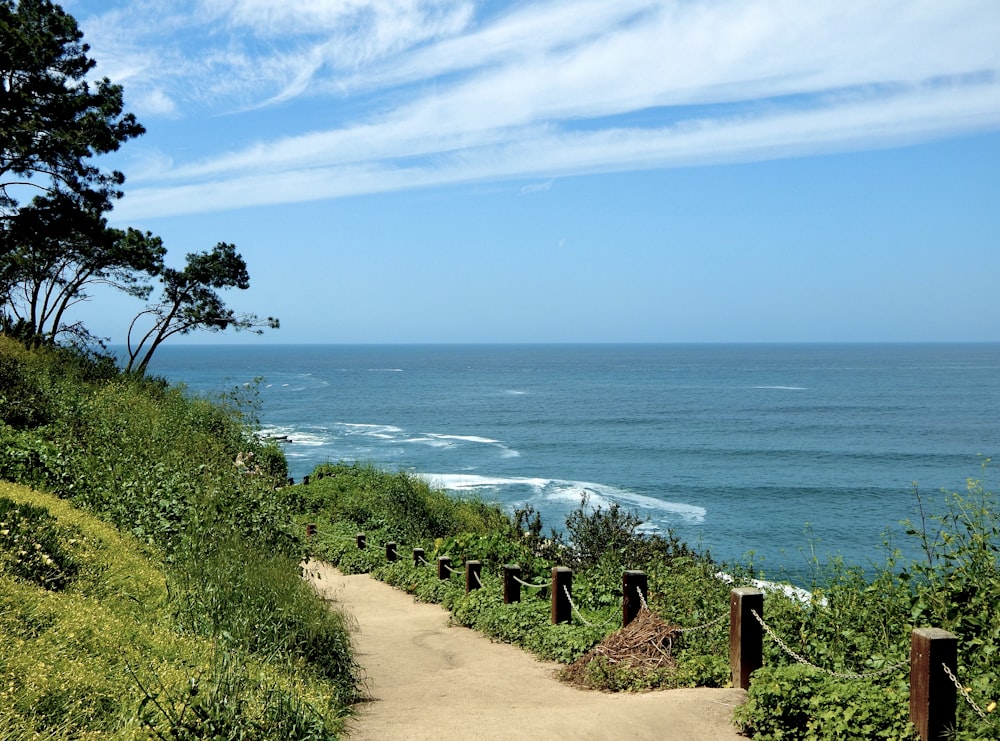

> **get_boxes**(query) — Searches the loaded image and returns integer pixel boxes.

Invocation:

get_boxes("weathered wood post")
[503,565,522,604]
[910,628,958,741]
[356,533,366,550]
[551,567,573,624]
[730,587,764,690]
[385,541,398,562]
[465,560,482,593]
[305,523,316,538]
[437,556,452,580]
[413,547,425,567]
[303,475,311,485]
[622,570,648,627]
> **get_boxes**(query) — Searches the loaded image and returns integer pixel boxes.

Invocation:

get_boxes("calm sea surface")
[141,343,1000,582]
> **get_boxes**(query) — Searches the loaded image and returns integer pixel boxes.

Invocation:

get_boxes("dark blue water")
[141,343,1000,581]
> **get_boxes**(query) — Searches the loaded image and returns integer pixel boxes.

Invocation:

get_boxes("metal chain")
[473,570,484,588]
[562,586,619,629]
[750,610,909,679]
[942,662,993,724]
[636,588,726,634]
[674,614,728,634]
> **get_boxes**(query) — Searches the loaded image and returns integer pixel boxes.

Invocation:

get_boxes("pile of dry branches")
[560,608,680,689]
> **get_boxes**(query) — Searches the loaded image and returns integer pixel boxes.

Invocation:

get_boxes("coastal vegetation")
[302,461,999,740]
[0,335,357,738]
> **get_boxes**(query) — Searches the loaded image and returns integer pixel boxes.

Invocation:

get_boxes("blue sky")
[65,0,1000,344]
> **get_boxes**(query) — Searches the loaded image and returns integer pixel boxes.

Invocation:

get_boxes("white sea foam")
[337,423,404,437]
[714,572,823,605]
[752,385,807,391]
[405,436,454,448]
[257,426,330,447]
[426,433,502,445]
[419,474,704,525]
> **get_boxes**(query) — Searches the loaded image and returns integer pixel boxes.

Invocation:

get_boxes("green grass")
[0,483,349,739]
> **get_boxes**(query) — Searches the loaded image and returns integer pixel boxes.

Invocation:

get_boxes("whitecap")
[426,433,502,445]
[752,385,807,391]
[420,473,550,491]
[420,474,704,525]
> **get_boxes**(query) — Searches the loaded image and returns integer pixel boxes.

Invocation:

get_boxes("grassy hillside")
[0,336,357,739]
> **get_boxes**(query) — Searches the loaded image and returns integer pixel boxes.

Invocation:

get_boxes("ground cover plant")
[0,336,358,738]
[0,482,347,739]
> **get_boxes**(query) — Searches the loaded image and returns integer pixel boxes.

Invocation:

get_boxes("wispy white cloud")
[74,0,1000,220]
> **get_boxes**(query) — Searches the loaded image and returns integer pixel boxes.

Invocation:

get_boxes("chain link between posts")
[942,662,994,725]
[562,586,619,629]
[750,609,909,679]
[635,587,726,634]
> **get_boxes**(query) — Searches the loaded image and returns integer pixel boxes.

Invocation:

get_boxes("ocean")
[141,343,1000,582]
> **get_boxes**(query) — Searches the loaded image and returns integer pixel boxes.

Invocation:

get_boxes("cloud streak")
[75,0,1000,220]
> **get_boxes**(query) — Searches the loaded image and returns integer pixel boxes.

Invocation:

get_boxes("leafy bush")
[734,664,915,740]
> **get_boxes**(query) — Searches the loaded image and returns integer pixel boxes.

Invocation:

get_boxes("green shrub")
[734,665,916,740]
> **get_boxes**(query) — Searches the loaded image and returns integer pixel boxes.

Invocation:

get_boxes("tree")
[125,243,279,375]
[0,0,144,222]
[1,0,150,340]
[0,193,165,342]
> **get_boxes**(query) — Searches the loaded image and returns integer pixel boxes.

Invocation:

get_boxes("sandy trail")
[305,561,747,741]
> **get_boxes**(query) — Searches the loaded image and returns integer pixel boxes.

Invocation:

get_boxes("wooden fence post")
[437,556,452,580]
[622,570,648,627]
[730,587,764,690]
[302,475,311,485]
[413,548,425,567]
[465,560,482,593]
[356,533,366,550]
[503,565,522,604]
[910,628,958,740]
[551,567,573,624]
[305,523,316,538]
[385,541,397,562]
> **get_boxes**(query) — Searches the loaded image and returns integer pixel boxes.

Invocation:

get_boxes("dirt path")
[305,561,747,741]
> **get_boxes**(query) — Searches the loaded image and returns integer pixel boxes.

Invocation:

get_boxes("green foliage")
[125,243,279,375]
[170,534,359,695]
[300,462,514,544]
[734,665,916,740]
[0,0,144,216]
[0,496,80,589]
[735,472,1000,740]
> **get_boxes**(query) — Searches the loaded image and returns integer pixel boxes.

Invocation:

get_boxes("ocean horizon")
[136,342,1000,584]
